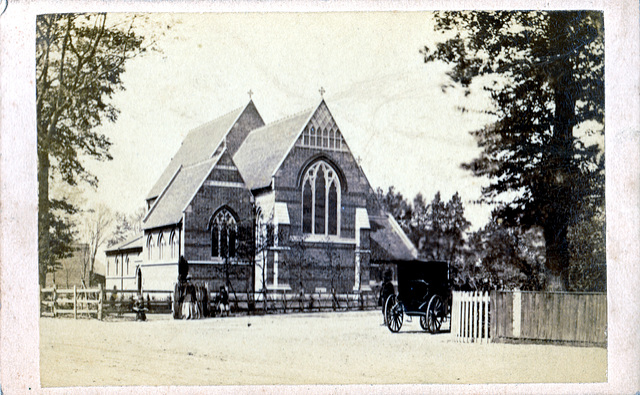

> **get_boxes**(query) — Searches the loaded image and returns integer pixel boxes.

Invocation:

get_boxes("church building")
[105,98,417,295]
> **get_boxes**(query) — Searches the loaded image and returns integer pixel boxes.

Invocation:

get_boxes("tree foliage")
[37,14,145,286]
[377,188,471,277]
[107,207,146,247]
[567,210,606,292]
[465,218,546,291]
[423,11,604,290]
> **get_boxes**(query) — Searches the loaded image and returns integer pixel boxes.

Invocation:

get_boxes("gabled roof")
[145,104,249,201]
[143,155,221,229]
[369,214,418,262]
[233,108,314,190]
[105,234,144,254]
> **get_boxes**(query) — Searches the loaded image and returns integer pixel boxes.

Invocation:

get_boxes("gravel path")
[40,311,607,387]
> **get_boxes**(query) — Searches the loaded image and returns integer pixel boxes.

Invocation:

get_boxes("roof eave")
[269,105,318,181]
[143,164,183,226]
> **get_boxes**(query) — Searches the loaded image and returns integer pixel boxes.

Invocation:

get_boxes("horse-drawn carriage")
[384,260,450,333]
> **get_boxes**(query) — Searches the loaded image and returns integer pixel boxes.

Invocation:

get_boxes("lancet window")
[211,208,238,258]
[301,126,344,151]
[302,161,340,236]
[147,235,155,261]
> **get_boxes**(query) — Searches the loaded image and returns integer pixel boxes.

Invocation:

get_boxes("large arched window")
[302,160,340,236]
[210,208,238,258]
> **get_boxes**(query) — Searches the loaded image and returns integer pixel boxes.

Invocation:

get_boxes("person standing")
[379,269,395,325]
[218,285,229,317]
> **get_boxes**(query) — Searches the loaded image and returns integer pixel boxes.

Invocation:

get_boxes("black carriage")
[384,260,450,333]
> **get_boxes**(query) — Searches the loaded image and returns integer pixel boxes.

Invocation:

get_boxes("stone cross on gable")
[319,87,325,98]
[247,89,254,100]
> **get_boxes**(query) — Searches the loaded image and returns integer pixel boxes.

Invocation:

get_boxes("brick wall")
[225,101,265,157]
[187,263,253,294]
[183,150,255,265]
[267,132,377,292]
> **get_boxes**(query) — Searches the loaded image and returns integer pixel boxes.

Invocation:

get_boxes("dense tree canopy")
[423,11,605,290]
[377,188,472,284]
[37,14,145,286]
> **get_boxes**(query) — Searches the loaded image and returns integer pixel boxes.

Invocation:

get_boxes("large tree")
[423,11,604,290]
[37,14,145,286]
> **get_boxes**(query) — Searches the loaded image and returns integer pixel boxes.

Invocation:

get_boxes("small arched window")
[169,231,178,259]
[302,160,341,236]
[158,233,165,261]
[147,235,155,261]
[210,208,238,258]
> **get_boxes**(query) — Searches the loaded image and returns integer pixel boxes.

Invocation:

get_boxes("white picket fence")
[451,291,491,343]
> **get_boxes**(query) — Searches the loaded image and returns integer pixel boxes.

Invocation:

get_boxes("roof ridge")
[181,155,220,170]
[249,106,314,135]
[184,104,245,137]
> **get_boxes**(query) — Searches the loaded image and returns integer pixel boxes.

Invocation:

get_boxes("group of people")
[178,282,230,320]
[175,256,230,319]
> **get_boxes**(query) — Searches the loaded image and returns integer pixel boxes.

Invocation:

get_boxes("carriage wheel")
[385,294,403,333]
[427,295,444,334]
[419,314,428,331]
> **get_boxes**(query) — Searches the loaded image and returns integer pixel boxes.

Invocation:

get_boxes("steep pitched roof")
[143,155,221,229]
[146,104,249,201]
[233,108,314,190]
[369,214,418,262]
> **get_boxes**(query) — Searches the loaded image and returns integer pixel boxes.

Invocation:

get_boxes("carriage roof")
[394,260,449,294]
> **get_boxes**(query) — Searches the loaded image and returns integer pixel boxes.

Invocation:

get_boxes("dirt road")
[40,311,606,387]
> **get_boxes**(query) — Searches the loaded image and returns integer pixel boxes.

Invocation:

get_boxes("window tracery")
[211,209,238,258]
[302,161,340,236]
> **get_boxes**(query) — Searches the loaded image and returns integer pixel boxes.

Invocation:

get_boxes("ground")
[40,311,607,387]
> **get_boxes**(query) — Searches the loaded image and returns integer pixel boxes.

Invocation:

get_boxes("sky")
[77,12,500,231]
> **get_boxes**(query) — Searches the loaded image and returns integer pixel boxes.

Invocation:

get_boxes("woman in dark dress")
[379,269,395,324]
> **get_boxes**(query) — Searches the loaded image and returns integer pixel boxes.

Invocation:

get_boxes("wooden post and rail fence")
[40,286,380,319]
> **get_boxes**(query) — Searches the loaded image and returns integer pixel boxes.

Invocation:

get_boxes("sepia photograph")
[1,1,639,393]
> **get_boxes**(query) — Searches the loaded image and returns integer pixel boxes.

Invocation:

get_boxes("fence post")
[52,285,57,317]
[450,292,457,342]
[513,290,521,338]
[484,292,490,343]
[73,285,77,319]
[490,290,497,342]
[476,292,481,343]
[98,283,104,320]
